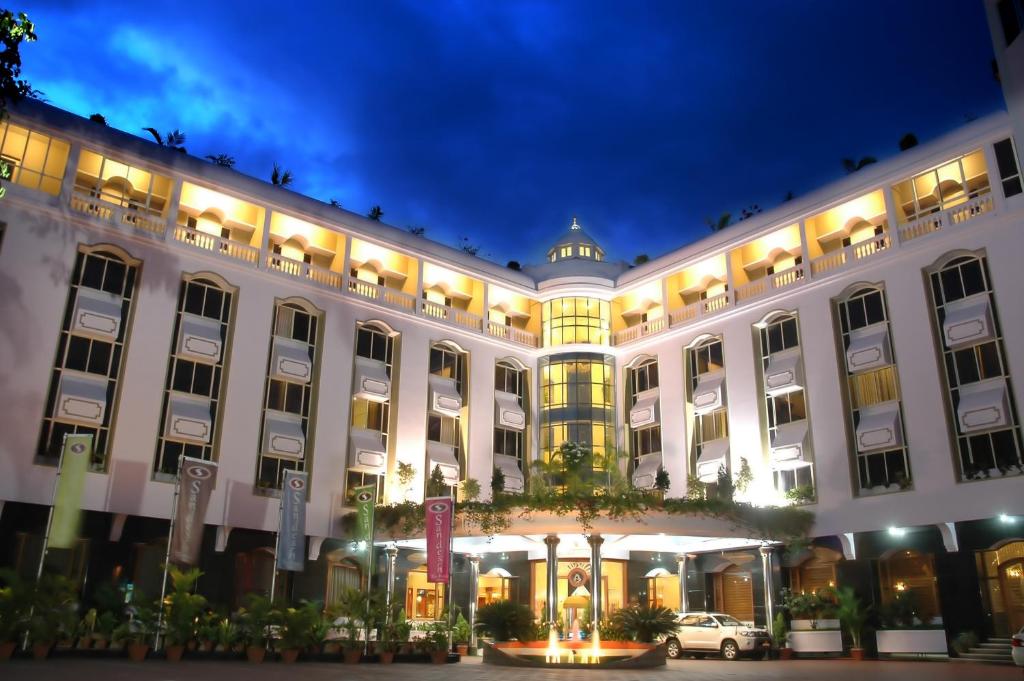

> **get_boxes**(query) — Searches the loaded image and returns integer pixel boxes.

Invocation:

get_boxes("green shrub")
[475,600,535,642]
[609,604,679,643]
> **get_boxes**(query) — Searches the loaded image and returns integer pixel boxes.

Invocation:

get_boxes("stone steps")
[953,637,1013,666]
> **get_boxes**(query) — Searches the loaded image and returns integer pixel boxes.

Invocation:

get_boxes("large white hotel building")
[1,0,1023,649]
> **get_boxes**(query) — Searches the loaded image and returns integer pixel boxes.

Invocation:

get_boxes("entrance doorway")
[978,540,1024,635]
[715,565,754,622]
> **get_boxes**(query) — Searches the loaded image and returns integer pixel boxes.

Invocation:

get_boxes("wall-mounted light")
[894,581,907,592]
[887,526,906,537]
[999,513,1017,524]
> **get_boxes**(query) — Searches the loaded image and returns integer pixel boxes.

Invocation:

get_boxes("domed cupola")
[547,217,605,263]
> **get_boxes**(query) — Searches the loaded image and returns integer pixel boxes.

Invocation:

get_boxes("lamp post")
[544,535,559,625]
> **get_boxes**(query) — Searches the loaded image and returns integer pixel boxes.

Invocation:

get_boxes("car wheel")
[665,639,682,659]
[721,640,739,661]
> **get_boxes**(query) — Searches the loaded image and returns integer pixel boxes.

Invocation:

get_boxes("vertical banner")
[353,484,376,576]
[48,434,93,550]
[425,496,453,583]
[277,470,308,572]
[170,457,217,565]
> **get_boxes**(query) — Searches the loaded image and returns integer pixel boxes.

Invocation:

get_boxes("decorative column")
[468,554,480,650]
[544,535,559,624]
[588,534,604,631]
[675,553,691,613]
[760,544,776,633]
[384,545,399,623]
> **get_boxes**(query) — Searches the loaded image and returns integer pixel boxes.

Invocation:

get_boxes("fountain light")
[545,624,561,663]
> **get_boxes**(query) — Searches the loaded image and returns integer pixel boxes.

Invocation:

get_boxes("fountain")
[484,624,665,669]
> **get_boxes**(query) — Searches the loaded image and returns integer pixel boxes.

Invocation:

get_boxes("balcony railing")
[898,194,994,244]
[613,315,667,345]
[668,291,731,326]
[734,263,806,303]
[266,254,342,290]
[486,321,539,347]
[173,225,259,264]
[347,278,418,312]
[810,232,890,276]
[421,299,483,332]
[70,193,167,236]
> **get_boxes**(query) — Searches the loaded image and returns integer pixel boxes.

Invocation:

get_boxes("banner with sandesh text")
[170,457,217,565]
[353,484,376,575]
[425,496,453,583]
[48,434,93,550]
[277,470,308,572]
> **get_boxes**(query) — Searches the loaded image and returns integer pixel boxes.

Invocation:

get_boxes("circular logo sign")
[356,491,373,503]
[567,567,589,588]
[428,502,448,513]
[187,465,211,479]
[70,443,86,454]
[288,477,305,491]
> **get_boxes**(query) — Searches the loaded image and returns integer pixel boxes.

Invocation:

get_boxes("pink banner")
[425,496,453,583]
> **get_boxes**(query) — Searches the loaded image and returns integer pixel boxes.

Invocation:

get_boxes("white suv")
[663,612,770,660]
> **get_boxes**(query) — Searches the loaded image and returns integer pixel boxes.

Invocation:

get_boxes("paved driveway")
[1,655,1019,680]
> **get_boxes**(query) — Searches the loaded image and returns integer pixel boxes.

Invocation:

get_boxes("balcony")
[668,290,731,326]
[347,278,417,312]
[266,253,342,290]
[734,263,806,303]
[897,194,994,244]
[70,193,167,237]
[612,315,667,345]
[486,320,539,347]
[809,231,890,276]
[172,225,259,265]
[422,299,483,332]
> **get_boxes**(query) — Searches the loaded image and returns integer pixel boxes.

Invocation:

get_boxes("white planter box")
[789,630,843,653]
[790,619,840,631]
[876,629,947,655]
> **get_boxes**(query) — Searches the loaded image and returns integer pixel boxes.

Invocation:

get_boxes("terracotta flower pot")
[850,647,865,661]
[280,648,300,664]
[127,642,149,662]
[199,640,214,652]
[378,651,394,664]
[246,646,266,664]
[456,644,468,656]
[165,644,185,662]
[1,641,17,661]
[779,647,793,660]
[431,649,448,665]
[343,649,362,664]
[32,642,52,661]
[322,641,341,655]
[93,638,109,650]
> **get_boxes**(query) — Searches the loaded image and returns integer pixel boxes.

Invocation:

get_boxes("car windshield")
[715,615,744,626]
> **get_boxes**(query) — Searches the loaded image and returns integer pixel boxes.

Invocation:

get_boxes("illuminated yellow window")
[560,246,572,258]
[74,149,173,216]
[892,150,989,221]
[0,121,70,195]
[579,245,591,257]
[542,297,611,347]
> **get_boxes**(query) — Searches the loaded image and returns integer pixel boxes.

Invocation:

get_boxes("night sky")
[23,0,1005,267]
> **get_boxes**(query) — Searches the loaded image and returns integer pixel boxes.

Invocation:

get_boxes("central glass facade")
[542,297,611,346]
[539,352,615,462]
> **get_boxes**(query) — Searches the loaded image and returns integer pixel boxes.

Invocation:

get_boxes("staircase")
[954,637,1014,665]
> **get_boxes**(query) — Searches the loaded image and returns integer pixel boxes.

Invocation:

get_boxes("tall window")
[154,275,235,478]
[38,246,139,470]
[928,254,1022,479]
[539,353,614,466]
[542,297,611,346]
[687,338,729,488]
[494,361,526,467]
[994,138,1022,198]
[426,342,467,495]
[891,149,989,222]
[628,358,662,478]
[255,300,322,490]
[347,322,396,502]
[73,149,173,217]
[835,286,911,494]
[759,314,814,498]
[0,120,70,195]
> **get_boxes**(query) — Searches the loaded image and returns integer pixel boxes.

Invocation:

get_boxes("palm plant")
[842,156,877,173]
[143,127,186,152]
[705,212,731,232]
[610,604,679,643]
[474,600,535,642]
[162,565,206,648]
[235,593,278,648]
[271,163,293,187]
[0,568,30,644]
[836,586,869,650]
[206,154,236,168]
[367,205,383,221]
[277,600,324,652]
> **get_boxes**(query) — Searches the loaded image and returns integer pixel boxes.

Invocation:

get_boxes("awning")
[429,375,462,417]
[845,323,891,373]
[563,595,590,608]
[270,336,312,383]
[764,350,803,395]
[262,410,305,459]
[54,371,108,426]
[629,389,660,429]
[493,453,525,493]
[855,402,902,452]
[631,453,662,489]
[957,378,1010,432]
[165,394,213,444]
[943,294,994,349]
[696,438,729,483]
[692,372,725,415]
[770,420,808,469]
[494,391,526,431]
[71,287,122,341]
[353,356,391,403]
[427,441,460,486]
[349,427,386,474]
[177,313,223,364]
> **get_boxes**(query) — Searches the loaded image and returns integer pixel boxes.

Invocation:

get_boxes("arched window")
[347,321,397,502]
[687,337,728,489]
[879,549,940,623]
[426,342,468,495]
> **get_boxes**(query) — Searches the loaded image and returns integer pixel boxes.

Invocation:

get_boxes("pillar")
[467,554,480,650]
[589,534,604,631]
[544,534,559,624]
[384,545,399,623]
[675,553,691,613]
[760,544,776,632]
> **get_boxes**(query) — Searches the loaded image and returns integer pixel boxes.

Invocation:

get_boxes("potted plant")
[195,611,220,652]
[91,611,118,650]
[277,600,322,663]
[875,591,947,656]
[0,568,30,661]
[377,604,409,664]
[836,587,868,660]
[474,600,535,642]
[329,588,371,664]
[235,593,277,663]
[113,601,157,662]
[773,612,791,660]
[423,619,451,664]
[452,612,471,655]
[781,587,842,655]
[162,566,207,662]
[76,608,97,648]
[214,617,239,653]
[609,604,679,643]
[27,573,78,660]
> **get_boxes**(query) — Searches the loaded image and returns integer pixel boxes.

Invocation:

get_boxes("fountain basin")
[482,640,666,669]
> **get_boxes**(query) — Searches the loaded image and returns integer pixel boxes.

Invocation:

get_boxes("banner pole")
[447,487,455,655]
[155,452,184,651]
[363,485,376,657]
[269,483,284,608]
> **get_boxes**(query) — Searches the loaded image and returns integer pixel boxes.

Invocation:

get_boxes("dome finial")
[570,215,580,231]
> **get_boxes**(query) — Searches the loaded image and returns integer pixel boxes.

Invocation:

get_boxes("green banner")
[48,434,92,550]
[353,484,376,574]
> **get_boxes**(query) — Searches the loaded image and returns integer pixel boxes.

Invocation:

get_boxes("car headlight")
[740,631,759,637]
